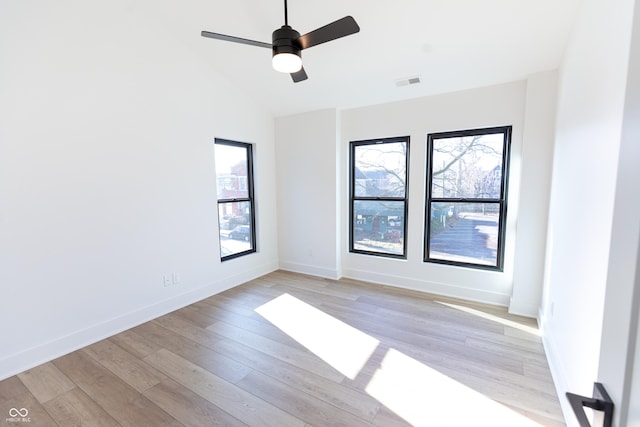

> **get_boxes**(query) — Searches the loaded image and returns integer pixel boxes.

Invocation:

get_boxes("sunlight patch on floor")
[255,293,380,379]
[365,348,542,426]
[436,301,541,337]
[257,293,544,426]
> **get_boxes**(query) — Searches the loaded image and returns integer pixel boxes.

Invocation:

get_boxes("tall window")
[424,126,511,270]
[214,139,256,260]
[350,137,409,258]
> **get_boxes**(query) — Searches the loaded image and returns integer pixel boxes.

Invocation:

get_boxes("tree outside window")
[424,127,511,270]
[350,137,409,258]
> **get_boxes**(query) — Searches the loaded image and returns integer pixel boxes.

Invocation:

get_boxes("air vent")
[395,75,421,87]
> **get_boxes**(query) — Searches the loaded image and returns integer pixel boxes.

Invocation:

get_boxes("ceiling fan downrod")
[284,0,289,26]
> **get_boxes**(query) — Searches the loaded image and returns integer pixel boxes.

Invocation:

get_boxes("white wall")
[597,0,640,424]
[274,78,558,313]
[631,321,640,426]
[539,0,637,423]
[0,1,278,380]
[510,71,558,316]
[275,110,341,279]
[622,242,640,426]
[340,82,531,307]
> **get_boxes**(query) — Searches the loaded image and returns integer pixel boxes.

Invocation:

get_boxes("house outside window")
[350,137,409,258]
[214,139,256,260]
[424,126,511,270]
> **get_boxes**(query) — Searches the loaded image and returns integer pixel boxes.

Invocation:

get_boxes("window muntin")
[350,137,409,258]
[214,139,256,260]
[424,127,511,270]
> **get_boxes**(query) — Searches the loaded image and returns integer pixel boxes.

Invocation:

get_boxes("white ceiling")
[149,0,581,117]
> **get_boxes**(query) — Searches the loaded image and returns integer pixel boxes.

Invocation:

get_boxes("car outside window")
[214,139,256,260]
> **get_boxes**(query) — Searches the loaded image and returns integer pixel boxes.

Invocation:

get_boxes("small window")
[214,139,256,260]
[350,137,410,258]
[424,126,511,270]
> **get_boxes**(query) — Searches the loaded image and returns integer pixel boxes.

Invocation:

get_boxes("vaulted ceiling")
[142,0,581,117]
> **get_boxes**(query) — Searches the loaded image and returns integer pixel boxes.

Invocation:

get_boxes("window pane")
[428,202,500,266]
[219,201,253,257]
[215,144,249,200]
[354,142,407,198]
[431,133,504,199]
[353,200,405,255]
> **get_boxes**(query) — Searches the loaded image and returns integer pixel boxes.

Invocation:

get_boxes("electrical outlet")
[163,275,171,287]
[172,273,181,285]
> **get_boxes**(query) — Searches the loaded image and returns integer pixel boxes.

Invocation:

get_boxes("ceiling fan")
[201,0,360,83]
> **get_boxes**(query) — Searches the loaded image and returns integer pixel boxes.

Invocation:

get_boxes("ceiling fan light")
[272,52,302,73]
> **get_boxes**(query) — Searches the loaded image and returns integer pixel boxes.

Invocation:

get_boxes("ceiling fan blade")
[298,16,360,50]
[201,31,272,49]
[291,66,308,83]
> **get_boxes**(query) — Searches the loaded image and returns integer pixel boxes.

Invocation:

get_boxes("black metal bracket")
[566,382,614,427]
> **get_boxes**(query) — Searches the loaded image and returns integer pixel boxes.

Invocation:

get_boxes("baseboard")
[0,261,278,381]
[279,260,341,280]
[539,310,572,426]
[342,267,511,307]
[508,297,540,318]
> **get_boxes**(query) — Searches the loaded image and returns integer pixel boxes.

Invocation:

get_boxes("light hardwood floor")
[1,271,565,426]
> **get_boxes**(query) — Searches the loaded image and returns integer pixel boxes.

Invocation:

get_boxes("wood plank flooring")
[0,271,565,426]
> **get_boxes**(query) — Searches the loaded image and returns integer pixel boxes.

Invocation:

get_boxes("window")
[214,139,256,260]
[350,137,409,258]
[424,126,511,270]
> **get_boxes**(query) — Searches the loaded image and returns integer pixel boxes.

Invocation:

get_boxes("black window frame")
[349,136,410,259]
[424,126,512,271]
[214,138,257,261]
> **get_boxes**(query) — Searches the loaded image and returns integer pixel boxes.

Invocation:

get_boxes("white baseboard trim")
[539,309,572,426]
[342,267,511,307]
[279,260,341,280]
[0,261,278,381]
[508,297,540,318]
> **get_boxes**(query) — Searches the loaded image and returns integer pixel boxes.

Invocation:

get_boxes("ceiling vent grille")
[395,76,421,87]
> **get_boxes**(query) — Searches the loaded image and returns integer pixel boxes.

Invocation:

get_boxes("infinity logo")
[8,408,28,418]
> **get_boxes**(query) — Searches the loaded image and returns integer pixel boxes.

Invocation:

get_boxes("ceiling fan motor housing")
[272,25,302,59]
